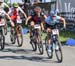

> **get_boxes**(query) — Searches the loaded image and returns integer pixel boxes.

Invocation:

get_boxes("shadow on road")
[0,55,58,63]
[2,48,34,55]
[0,48,58,63]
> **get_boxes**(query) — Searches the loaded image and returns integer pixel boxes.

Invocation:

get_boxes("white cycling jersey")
[8,7,24,16]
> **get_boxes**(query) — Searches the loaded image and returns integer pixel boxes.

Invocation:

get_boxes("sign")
[58,0,75,28]
[58,0,75,13]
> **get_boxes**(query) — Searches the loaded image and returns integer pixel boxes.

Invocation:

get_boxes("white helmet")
[0,0,4,2]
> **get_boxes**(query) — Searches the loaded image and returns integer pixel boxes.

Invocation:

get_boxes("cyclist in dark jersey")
[26,6,47,43]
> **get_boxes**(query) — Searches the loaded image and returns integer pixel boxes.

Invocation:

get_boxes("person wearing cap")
[8,2,27,27]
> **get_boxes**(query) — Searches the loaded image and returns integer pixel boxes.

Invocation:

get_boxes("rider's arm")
[26,16,32,25]
[43,15,47,19]
[18,7,27,19]
[41,13,47,30]
[6,13,14,26]
[56,16,66,28]
[3,8,14,26]
[60,17,66,28]
[41,12,47,19]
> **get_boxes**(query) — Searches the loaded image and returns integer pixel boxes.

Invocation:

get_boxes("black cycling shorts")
[45,23,57,30]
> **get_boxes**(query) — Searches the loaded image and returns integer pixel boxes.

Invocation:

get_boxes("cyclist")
[45,10,66,52]
[0,0,12,30]
[26,6,47,43]
[8,2,27,27]
[8,2,27,37]
[0,0,11,34]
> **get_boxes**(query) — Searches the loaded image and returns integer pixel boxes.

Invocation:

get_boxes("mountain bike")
[45,23,63,63]
[30,24,44,54]
[10,19,23,47]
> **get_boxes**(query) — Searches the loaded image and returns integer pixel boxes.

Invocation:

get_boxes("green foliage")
[59,30,75,42]
[25,30,75,44]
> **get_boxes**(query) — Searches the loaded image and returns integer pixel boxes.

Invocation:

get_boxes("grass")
[26,30,75,42]
[59,30,75,42]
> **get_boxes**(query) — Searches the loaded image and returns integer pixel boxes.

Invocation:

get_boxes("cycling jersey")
[45,15,61,25]
[8,7,24,21]
[9,7,24,16]
[31,12,44,23]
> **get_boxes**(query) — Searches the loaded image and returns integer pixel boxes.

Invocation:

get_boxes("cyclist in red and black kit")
[26,6,47,43]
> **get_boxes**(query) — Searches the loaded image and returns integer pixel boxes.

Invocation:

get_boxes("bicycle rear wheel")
[17,26,23,47]
[0,35,5,50]
[45,37,53,59]
[31,41,37,51]
[0,28,5,50]
[55,40,63,63]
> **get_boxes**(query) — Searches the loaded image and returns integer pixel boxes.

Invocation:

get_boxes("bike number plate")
[34,24,40,29]
[17,19,22,24]
[52,29,59,35]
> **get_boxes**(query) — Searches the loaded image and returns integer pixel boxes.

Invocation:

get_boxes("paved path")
[0,32,75,66]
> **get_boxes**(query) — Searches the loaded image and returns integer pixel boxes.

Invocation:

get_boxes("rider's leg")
[2,18,6,28]
[11,21,15,34]
[1,18,5,36]
[30,21,35,37]
[1,18,5,25]
[41,22,44,31]
[30,21,35,43]
[46,28,51,45]
[16,16,21,35]
[46,27,52,52]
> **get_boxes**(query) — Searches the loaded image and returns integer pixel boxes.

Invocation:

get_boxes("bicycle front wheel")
[45,36,53,59]
[38,35,44,55]
[55,40,63,63]
[17,26,23,47]
[10,28,16,44]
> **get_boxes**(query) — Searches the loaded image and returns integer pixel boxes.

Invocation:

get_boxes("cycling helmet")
[50,10,56,16]
[0,0,4,2]
[13,2,18,8]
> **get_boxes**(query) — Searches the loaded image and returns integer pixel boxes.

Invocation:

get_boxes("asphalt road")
[0,32,75,66]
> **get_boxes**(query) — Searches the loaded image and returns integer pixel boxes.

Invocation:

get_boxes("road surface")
[0,32,75,66]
